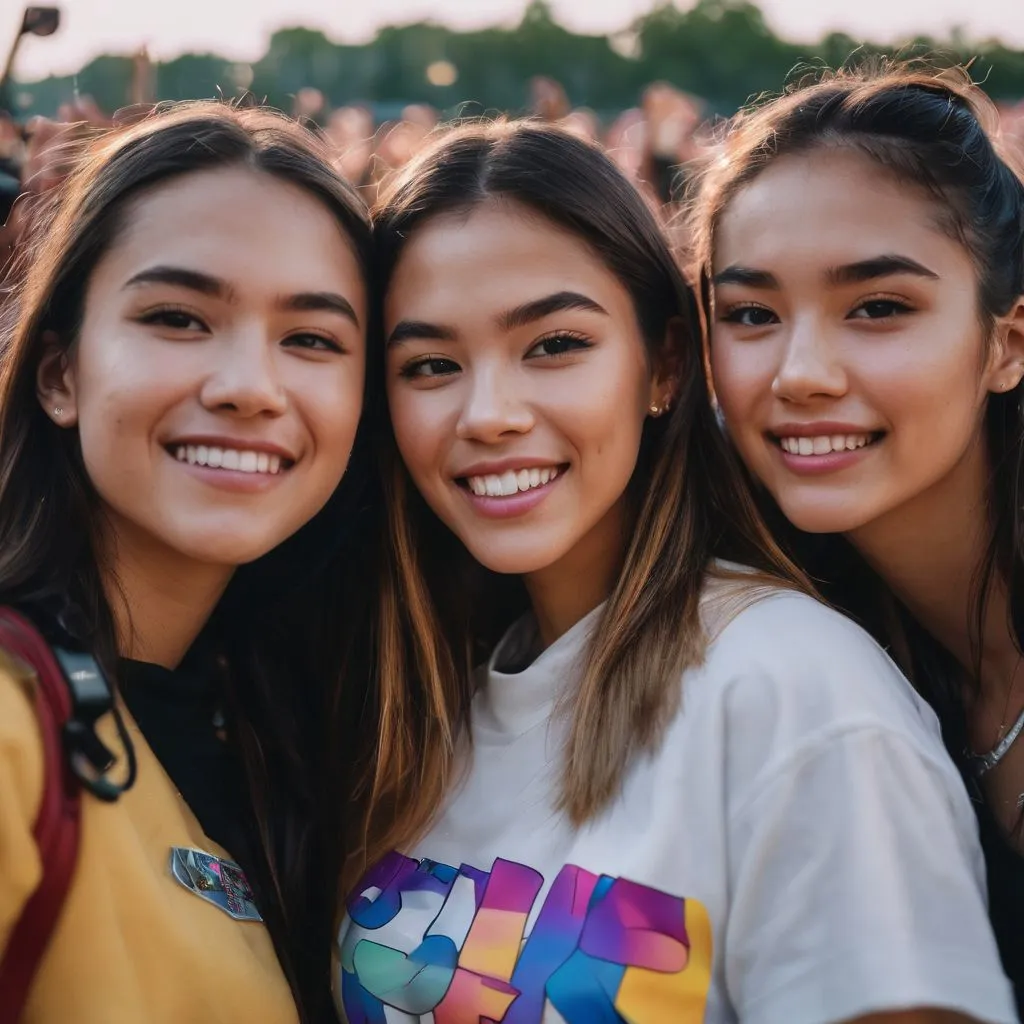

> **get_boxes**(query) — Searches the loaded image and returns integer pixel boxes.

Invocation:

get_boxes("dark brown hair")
[348,120,809,888]
[688,64,1024,769]
[0,102,373,1022]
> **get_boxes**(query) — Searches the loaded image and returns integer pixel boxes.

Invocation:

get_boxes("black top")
[118,656,260,887]
[976,798,1024,1017]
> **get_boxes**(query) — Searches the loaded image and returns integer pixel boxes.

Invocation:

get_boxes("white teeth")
[176,445,287,475]
[466,466,563,497]
[779,433,874,456]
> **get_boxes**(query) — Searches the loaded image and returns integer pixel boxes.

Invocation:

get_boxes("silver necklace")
[966,704,1024,777]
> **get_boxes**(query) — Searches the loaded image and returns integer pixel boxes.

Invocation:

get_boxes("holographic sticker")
[169,846,263,923]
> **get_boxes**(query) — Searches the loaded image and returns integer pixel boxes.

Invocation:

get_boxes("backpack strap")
[0,607,129,1024]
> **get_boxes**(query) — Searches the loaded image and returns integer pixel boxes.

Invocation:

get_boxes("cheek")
[709,343,765,435]
[304,361,365,459]
[388,387,451,487]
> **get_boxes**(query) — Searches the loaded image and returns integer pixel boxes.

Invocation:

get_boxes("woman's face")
[43,166,367,567]
[710,146,1022,537]
[384,200,662,577]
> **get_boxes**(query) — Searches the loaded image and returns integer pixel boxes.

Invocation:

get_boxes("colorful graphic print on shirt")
[338,850,712,1023]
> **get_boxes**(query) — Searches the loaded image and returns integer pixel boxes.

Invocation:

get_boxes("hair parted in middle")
[346,119,810,885]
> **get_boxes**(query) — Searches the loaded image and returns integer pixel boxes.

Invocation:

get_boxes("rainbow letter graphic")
[339,856,712,1023]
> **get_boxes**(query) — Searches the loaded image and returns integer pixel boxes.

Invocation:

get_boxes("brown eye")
[140,308,206,331]
[525,333,592,358]
[283,333,343,353]
[400,356,460,379]
[849,300,912,320]
[722,305,778,327]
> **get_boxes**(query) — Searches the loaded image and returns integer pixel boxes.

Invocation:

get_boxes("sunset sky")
[5,0,1022,81]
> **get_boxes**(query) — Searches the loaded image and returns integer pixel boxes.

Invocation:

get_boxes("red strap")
[0,609,81,1024]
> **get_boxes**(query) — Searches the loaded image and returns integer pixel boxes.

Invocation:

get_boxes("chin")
[777,499,872,536]
[464,540,566,578]
[168,530,287,568]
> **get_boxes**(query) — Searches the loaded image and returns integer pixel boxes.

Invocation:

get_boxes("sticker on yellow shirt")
[170,847,263,923]
[338,851,712,1023]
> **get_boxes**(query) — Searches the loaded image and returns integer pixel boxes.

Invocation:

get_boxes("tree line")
[12,0,1024,120]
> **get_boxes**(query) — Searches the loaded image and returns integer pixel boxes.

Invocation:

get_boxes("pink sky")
[6,0,1022,81]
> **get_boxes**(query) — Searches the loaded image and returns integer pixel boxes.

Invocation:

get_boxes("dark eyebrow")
[712,266,779,289]
[279,291,360,327]
[497,290,608,331]
[387,320,458,347]
[826,254,940,286]
[123,265,231,299]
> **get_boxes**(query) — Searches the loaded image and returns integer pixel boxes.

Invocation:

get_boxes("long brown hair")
[687,63,1024,763]
[348,120,809,887]
[0,102,374,1022]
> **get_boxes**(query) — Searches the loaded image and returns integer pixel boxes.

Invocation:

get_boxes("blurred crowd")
[4,71,1024,285]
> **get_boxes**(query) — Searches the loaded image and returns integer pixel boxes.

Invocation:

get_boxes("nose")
[199,327,288,418]
[772,316,847,403]
[455,365,533,443]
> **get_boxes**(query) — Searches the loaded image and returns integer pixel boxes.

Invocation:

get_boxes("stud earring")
[54,406,63,417]
[649,403,660,415]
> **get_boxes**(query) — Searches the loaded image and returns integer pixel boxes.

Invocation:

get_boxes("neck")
[524,501,625,650]
[846,434,1016,698]
[100,517,234,669]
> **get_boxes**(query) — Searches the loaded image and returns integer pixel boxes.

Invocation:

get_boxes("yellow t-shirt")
[0,651,299,1024]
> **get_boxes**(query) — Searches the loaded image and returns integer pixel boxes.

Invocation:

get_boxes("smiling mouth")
[167,444,295,475]
[458,464,568,498]
[770,431,885,456]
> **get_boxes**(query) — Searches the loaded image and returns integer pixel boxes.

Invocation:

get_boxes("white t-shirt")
[335,577,1016,1024]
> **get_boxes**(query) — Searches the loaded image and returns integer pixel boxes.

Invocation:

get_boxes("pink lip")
[458,474,564,519]
[167,447,292,494]
[773,440,880,476]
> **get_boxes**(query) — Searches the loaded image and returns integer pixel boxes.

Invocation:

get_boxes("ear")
[647,316,686,417]
[985,300,1024,395]
[36,330,78,428]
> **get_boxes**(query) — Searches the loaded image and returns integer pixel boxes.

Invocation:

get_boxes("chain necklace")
[966,654,1024,809]
[966,705,1024,777]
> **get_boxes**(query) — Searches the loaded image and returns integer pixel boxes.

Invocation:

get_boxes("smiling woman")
[0,103,372,1023]
[690,64,1024,1013]
[333,121,1015,1024]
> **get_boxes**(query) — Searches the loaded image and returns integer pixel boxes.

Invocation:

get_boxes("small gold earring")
[649,403,661,416]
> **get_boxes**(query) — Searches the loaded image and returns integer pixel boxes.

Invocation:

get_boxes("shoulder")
[694,574,949,768]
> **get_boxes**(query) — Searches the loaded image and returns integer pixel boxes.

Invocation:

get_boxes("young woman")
[0,103,373,1022]
[334,121,1015,1024]
[693,66,1024,1013]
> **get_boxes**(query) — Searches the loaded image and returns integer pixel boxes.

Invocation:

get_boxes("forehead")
[95,166,364,302]
[713,147,968,278]
[385,200,634,325]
